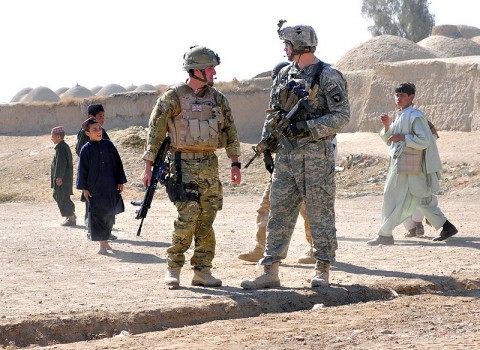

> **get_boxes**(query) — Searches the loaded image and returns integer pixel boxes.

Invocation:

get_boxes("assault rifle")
[244,94,312,168]
[135,136,171,236]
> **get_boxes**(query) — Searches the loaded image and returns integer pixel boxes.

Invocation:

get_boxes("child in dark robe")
[76,118,127,254]
[51,126,76,226]
[75,104,112,233]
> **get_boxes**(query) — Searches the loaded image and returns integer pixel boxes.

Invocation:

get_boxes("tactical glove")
[288,120,309,137]
[292,86,308,98]
[263,151,274,174]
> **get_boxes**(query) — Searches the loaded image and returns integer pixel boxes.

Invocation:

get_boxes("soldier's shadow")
[107,248,165,264]
[112,238,170,248]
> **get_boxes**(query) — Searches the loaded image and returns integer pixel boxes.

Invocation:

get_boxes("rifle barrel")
[136,217,144,236]
[244,152,259,168]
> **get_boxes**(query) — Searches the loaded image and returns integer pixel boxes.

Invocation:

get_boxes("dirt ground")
[0,130,479,349]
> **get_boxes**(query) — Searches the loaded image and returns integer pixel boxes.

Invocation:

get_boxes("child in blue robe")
[77,118,127,254]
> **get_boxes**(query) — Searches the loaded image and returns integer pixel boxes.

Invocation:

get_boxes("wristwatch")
[231,162,241,169]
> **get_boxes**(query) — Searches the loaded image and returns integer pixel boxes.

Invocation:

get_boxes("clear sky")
[0,0,478,103]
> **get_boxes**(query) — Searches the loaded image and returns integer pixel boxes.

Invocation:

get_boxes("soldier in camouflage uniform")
[241,21,350,289]
[239,61,317,265]
[142,46,241,288]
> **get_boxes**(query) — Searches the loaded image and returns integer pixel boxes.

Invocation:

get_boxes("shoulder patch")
[331,93,343,103]
[325,82,337,92]
[328,85,343,103]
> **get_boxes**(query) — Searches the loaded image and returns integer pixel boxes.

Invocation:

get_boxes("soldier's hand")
[142,161,153,187]
[292,86,308,98]
[83,190,91,202]
[55,177,63,187]
[231,167,241,185]
[288,120,309,137]
[263,151,274,174]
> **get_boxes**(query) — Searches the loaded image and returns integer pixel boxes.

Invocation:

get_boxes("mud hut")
[19,86,59,103]
[10,87,33,103]
[125,84,137,92]
[96,84,127,96]
[90,86,103,94]
[417,35,480,58]
[54,87,69,96]
[60,84,94,99]
[134,84,157,92]
[335,35,437,71]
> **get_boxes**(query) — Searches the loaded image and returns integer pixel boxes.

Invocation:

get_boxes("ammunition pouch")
[165,177,199,203]
[165,151,200,203]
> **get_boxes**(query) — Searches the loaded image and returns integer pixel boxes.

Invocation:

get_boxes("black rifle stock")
[245,96,311,168]
[135,136,171,236]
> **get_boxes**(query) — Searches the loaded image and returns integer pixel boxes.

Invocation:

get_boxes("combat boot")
[297,247,315,264]
[164,267,181,288]
[237,245,265,262]
[191,268,222,287]
[240,263,280,290]
[311,261,330,288]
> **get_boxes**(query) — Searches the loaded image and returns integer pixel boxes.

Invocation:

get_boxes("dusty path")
[0,193,479,349]
[0,131,479,349]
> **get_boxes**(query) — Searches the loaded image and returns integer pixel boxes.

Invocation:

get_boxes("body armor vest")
[167,84,225,151]
[272,61,327,123]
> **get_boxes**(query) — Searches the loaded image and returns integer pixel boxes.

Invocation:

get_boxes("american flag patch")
[191,104,202,112]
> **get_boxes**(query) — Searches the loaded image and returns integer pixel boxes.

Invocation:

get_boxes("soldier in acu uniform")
[239,61,316,265]
[241,21,350,289]
[142,46,241,288]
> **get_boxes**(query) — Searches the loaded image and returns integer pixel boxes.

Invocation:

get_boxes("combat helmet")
[183,45,221,71]
[277,20,317,56]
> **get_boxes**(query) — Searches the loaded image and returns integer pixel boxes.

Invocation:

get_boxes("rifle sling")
[174,151,182,184]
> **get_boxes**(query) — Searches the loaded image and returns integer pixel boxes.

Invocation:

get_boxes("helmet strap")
[190,69,214,86]
[292,47,311,55]
[291,52,304,64]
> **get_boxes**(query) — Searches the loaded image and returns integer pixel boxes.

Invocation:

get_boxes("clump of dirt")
[335,153,480,198]
[336,154,389,197]
[113,126,147,150]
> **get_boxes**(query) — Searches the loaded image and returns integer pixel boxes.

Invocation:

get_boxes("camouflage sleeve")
[307,66,350,140]
[215,90,241,158]
[142,89,180,162]
[260,80,281,140]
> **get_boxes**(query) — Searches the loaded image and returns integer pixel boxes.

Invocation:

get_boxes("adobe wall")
[1,56,479,138]
[349,56,480,132]
[0,92,158,136]
[0,90,271,142]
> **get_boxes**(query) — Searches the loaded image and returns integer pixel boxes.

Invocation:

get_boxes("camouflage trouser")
[166,154,223,271]
[262,139,337,265]
[255,179,311,247]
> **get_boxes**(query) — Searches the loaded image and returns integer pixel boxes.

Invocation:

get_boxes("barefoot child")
[51,126,76,226]
[76,118,127,254]
[75,104,112,232]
